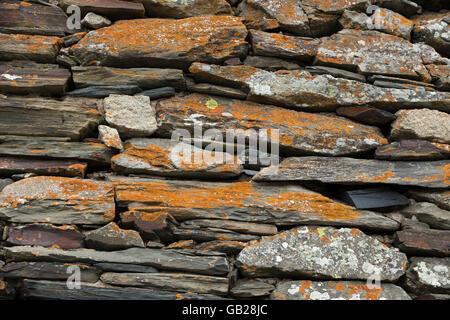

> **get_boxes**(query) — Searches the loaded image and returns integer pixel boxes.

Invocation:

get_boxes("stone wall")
[0,0,449,300]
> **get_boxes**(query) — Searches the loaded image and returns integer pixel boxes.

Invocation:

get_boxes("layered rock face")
[0,0,449,301]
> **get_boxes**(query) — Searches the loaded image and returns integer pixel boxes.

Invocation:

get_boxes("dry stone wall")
[0,0,449,300]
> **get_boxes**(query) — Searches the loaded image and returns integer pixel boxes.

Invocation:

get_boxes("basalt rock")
[72,15,249,69]
[254,157,450,188]
[0,176,115,225]
[113,176,399,231]
[236,226,408,280]
[271,280,411,300]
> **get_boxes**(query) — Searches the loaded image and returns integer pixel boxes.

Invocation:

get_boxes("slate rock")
[104,95,157,139]
[315,29,441,81]
[72,66,186,91]
[187,63,450,112]
[62,32,87,47]
[390,109,450,144]
[1,262,100,283]
[254,157,450,188]
[0,157,87,178]
[375,0,422,18]
[98,125,123,151]
[0,0,75,36]
[0,136,114,167]
[113,177,400,231]
[189,83,247,100]
[67,85,142,98]
[249,29,318,62]
[173,226,260,243]
[305,65,367,82]
[412,12,450,58]
[81,12,111,29]
[156,93,387,157]
[166,240,195,250]
[136,87,176,99]
[372,8,414,40]
[60,0,145,20]
[243,56,301,71]
[0,61,71,96]
[0,179,12,192]
[94,263,158,273]
[426,64,450,92]
[0,176,115,225]
[231,279,275,298]
[84,222,145,251]
[338,10,371,30]
[6,223,83,249]
[141,0,232,18]
[5,246,230,276]
[111,138,243,179]
[376,140,450,161]
[0,33,61,63]
[181,219,277,236]
[101,272,229,296]
[407,189,450,210]
[22,279,223,300]
[403,257,450,294]
[236,226,408,280]
[336,106,395,126]
[394,229,450,256]
[195,241,246,255]
[401,218,430,231]
[72,15,248,69]
[0,96,103,141]
[341,187,409,210]
[271,280,411,300]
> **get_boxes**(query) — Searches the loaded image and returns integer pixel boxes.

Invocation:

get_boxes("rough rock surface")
[412,12,450,58]
[401,202,450,230]
[408,189,450,210]
[236,226,408,280]
[98,125,123,151]
[59,0,145,20]
[0,33,62,63]
[81,12,111,29]
[141,0,232,18]
[271,280,411,300]
[394,229,450,256]
[404,257,450,294]
[84,222,145,251]
[375,140,449,161]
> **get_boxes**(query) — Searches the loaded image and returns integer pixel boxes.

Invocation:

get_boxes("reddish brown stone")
[60,0,145,20]
[394,229,450,257]
[336,106,395,126]
[0,33,62,63]
[0,157,87,177]
[7,224,83,249]
[72,15,248,69]
[375,140,449,161]
[141,0,232,18]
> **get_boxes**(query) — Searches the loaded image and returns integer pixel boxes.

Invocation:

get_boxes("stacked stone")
[0,0,449,300]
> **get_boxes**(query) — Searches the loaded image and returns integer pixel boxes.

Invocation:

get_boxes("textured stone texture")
[72,16,249,69]
[404,257,450,294]
[271,280,411,300]
[412,12,450,58]
[408,189,450,210]
[375,140,449,161]
[98,125,123,151]
[81,12,111,29]
[60,0,145,20]
[254,157,450,188]
[141,0,232,18]
[401,202,450,229]
[236,226,407,280]
[0,176,115,225]
[84,222,145,251]
[0,33,62,63]
[372,8,414,40]
[394,229,450,256]
[390,109,450,144]
[0,157,87,177]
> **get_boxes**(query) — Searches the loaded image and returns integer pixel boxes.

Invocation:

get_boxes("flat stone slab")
[0,157,87,178]
[394,229,450,257]
[188,63,450,112]
[112,138,243,179]
[84,222,144,251]
[112,176,399,231]
[0,61,71,96]
[404,257,450,294]
[236,226,408,280]
[254,157,450,188]
[0,1,75,36]
[0,176,115,225]
[0,136,114,167]
[60,0,145,20]
[141,0,232,18]
[375,140,449,161]
[401,202,450,230]
[0,33,62,63]
[412,11,450,58]
[72,66,186,91]
[231,279,275,298]
[156,93,387,157]
[4,246,230,276]
[271,280,411,300]
[0,96,103,141]
[181,219,277,236]
[407,189,450,211]
[72,15,248,69]
[6,223,83,249]
[100,272,229,296]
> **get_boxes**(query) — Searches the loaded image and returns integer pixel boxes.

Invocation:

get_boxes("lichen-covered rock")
[315,29,442,81]
[412,11,450,58]
[81,12,111,29]
[390,109,450,144]
[426,64,450,91]
[375,140,449,161]
[113,176,399,231]
[104,95,157,138]
[0,176,115,225]
[371,8,414,40]
[231,279,275,298]
[0,33,62,63]
[98,125,123,151]
[141,0,232,18]
[338,10,371,30]
[0,157,87,177]
[375,0,422,18]
[401,202,450,230]
[72,15,249,69]
[84,222,145,251]
[403,257,450,294]
[60,0,145,20]
[156,93,387,156]
[254,157,450,188]
[6,224,83,249]
[0,61,71,96]
[111,138,243,179]
[236,226,407,280]
[271,280,411,300]
[188,63,450,112]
